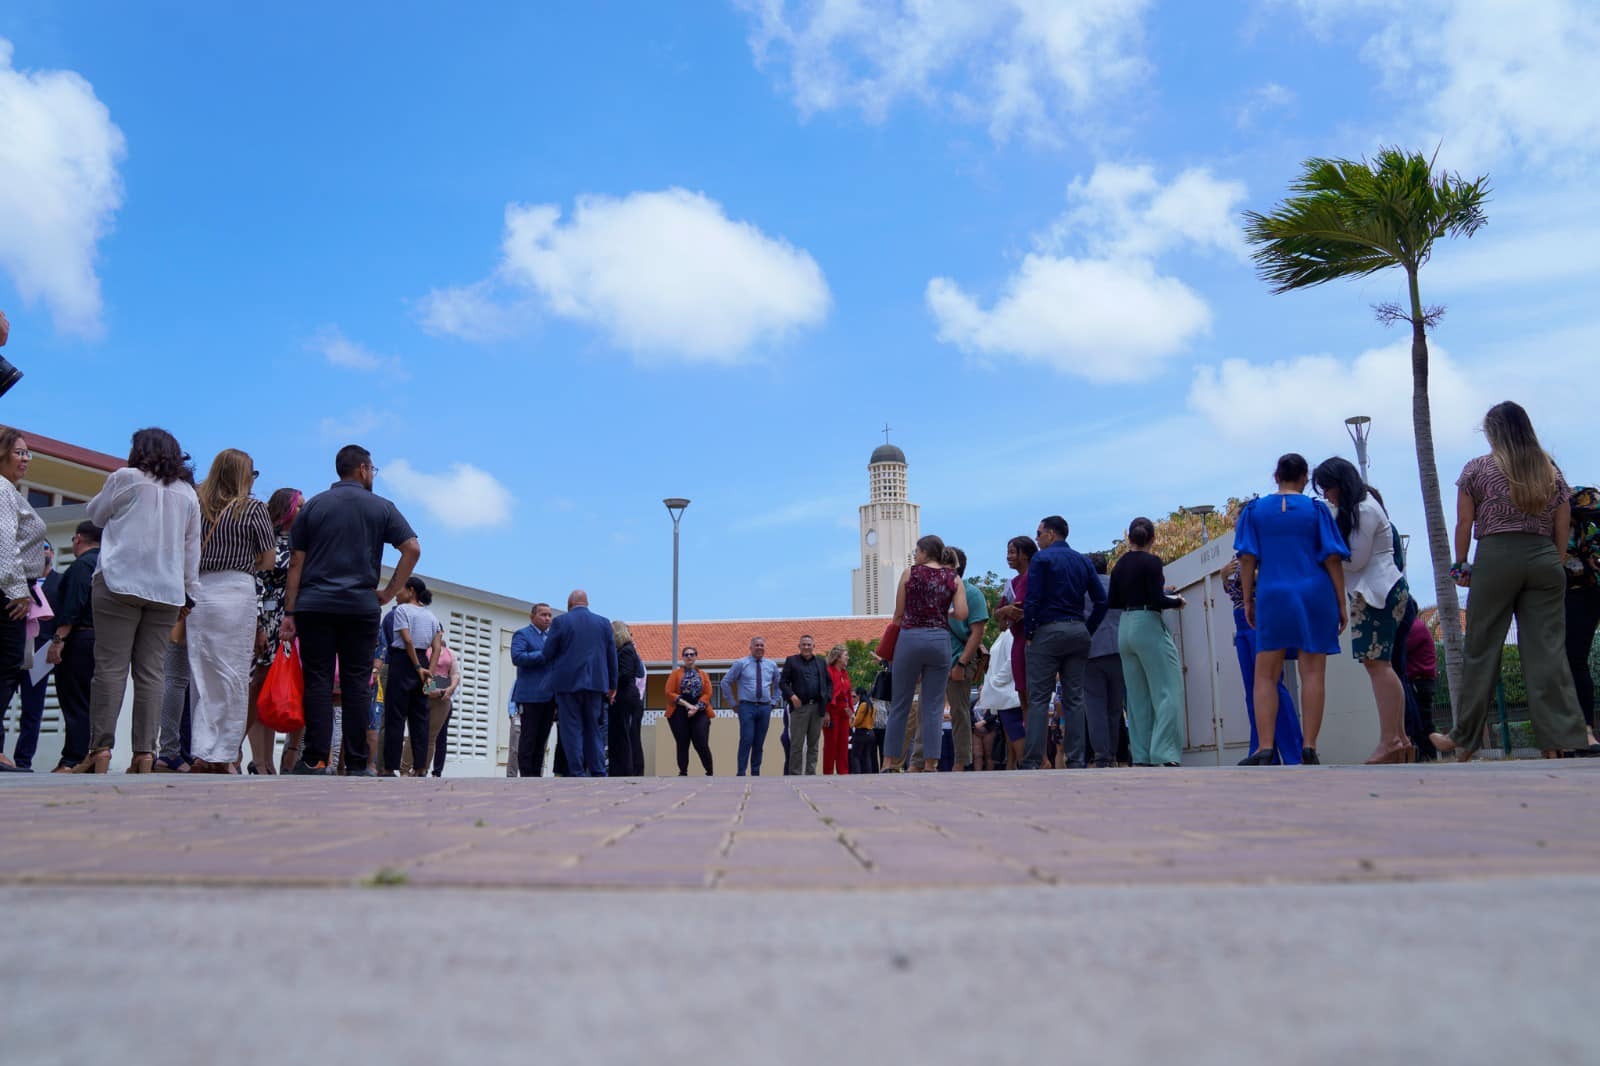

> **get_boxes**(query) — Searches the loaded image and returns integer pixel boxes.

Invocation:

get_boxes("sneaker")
[290,759,331,776]
[1301,747,1321,765]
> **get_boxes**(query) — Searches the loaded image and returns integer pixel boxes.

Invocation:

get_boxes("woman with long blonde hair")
[608,620,646,776]
[1433,402,1589,759]
[187,449,275,773]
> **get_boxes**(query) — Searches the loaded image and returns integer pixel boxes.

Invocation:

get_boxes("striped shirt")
[200,499,276,574]
[0,480,47,601]
[389,602,442,650]
[1459,455,1571,538]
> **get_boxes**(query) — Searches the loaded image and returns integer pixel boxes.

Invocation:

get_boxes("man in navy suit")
[535,589,617,777]
[511,602,558,776]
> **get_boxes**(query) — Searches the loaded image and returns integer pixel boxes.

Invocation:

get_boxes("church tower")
[852,438,920,616]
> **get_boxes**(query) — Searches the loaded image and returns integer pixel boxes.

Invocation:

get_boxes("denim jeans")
[158,638,191,763]
[736,700,772,775]
[9,632,52,768]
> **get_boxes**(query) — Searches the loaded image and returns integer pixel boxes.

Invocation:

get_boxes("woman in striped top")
[187,449,275,773]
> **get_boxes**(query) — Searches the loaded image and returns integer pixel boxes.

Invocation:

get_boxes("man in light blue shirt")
[721,636,782,776]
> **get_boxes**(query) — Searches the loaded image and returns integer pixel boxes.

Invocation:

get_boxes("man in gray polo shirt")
[281,445,420,775]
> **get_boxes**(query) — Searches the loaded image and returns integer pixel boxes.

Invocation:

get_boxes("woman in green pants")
[1433,402,1588,760]
[1109,518,1187,765]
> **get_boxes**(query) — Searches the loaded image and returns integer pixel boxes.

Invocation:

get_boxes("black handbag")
[869,666,892,702]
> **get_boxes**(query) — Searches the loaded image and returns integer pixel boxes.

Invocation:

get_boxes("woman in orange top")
[664,646,715,776]
[822,645,853,774]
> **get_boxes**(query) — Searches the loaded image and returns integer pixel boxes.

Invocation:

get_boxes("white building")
[851,442,920,615]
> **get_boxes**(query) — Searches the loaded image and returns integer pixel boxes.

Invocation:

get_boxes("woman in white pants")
[188,449,275,773]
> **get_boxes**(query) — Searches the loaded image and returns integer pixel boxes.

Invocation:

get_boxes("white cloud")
[382,459,513,531]
[928,257,1211,382]
[417,280,529,342]
[736,0,1151,143]
[420,188,830,363]
[0,37,126,338]
[1234,82,1294,129]
[927,163,1245,380]
[308,325,405,374]
[1187,341,1483,452]
[1289,0,1600,169]
[318,408,381,442]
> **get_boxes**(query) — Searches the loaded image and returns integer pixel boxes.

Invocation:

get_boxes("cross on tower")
[881,422,892,444]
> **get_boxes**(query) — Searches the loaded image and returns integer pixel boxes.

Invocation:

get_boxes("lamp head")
[663,497,690,522]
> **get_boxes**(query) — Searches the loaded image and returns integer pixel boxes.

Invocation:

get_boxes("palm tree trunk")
[1407,266,1465,719]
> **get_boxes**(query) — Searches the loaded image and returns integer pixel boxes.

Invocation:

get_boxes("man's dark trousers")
[556,691,607,777]
[1023,620,1091,770]
[517,699,558,776]
[297,611,378,770]
[54,630,94,768]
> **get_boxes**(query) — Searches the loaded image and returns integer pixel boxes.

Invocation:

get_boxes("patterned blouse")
[254,531,291,667]
[1458,455,1570,539]
[902,564,959,629]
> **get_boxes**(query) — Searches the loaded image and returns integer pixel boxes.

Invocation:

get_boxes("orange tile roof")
[14,428,123,473]
[631,616,892,666]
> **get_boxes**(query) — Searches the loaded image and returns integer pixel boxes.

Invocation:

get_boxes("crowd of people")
[0,396,1595,777]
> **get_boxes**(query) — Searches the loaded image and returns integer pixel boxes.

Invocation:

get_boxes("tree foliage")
[1105,498,1250,565]
[1241,146,1491,720]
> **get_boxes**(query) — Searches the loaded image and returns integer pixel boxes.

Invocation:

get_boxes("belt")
[1123,606,1164,612]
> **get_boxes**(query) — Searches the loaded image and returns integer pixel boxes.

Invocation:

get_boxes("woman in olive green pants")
[1434,403,1588,758]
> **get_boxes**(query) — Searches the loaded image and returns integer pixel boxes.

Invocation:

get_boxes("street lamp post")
[1182,504,1217,544]
[663,498,690,669]
[1345,415,1373,484]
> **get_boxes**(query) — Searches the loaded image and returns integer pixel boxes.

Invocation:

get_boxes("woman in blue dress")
[1233,453,1350,765]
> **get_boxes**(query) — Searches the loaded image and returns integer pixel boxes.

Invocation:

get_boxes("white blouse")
[1340,496,1405,609]
[85,467,202,608]
[0,480,47,601]
[977,629,1021,711]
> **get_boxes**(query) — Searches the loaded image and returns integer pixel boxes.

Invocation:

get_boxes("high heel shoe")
[128,753,155,774]
[70,749,111,774]
[1364,745,1411,765]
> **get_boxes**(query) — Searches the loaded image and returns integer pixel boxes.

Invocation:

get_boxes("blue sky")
[2,1,1596,623]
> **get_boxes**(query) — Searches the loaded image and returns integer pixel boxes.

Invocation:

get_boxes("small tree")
[844,638,881,694]
[1106,499,1249,566]
[1243,147,1490,718]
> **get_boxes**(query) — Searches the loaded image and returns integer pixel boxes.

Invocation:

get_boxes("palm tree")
[1242,147,1490,717]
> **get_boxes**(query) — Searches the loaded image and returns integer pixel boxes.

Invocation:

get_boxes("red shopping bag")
[257,641,305,733]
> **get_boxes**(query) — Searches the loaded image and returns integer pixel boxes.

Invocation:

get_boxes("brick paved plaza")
[5,762,1598,890]
[6,764,1598,1066]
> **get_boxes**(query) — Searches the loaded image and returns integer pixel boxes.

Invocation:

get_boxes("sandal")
[128,753,155,774]
[70,749,111,774]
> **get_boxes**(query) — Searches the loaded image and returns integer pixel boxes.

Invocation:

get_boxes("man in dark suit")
[511,602,558,776]
[535,589,617,777]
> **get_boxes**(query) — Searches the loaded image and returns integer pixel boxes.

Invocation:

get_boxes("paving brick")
[3,763,1599,891]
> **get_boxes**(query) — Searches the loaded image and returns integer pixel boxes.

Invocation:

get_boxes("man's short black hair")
[949,546,967,576]
[1089,551,1109,575]
[75,520,102,543]
[1040,515,1069,539]
[335,445,372,478]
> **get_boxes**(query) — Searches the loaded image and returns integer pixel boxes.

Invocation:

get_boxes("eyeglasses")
[365,461,380,476]
[10,450,31,460]
[252,469,260,480]
[682,651,697,658]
